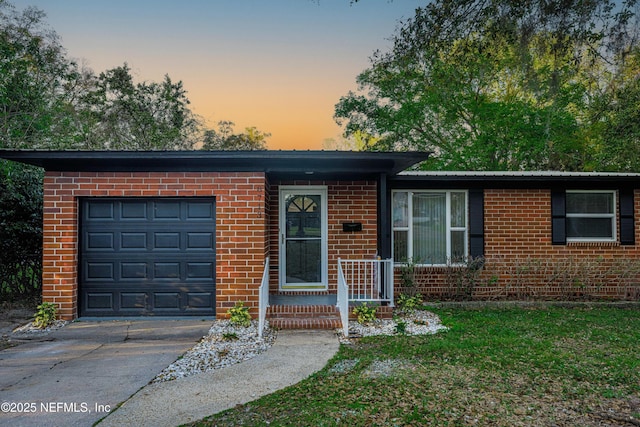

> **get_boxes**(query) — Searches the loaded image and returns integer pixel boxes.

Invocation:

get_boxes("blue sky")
[13,0,424,149]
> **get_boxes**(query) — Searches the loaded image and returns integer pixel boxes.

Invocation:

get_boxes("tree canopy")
[0,0,269,151]
[335,0,640,171]
[202,121,270,151]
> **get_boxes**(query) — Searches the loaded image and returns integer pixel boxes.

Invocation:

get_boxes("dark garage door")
[80,198,216,317]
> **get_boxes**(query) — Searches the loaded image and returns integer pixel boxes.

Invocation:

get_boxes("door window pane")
[285,240,321,283]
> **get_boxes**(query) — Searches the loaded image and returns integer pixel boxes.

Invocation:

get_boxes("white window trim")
[392,190,468,266]
[566,190,617,242]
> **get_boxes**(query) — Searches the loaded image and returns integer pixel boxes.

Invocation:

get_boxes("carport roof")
[0,150,430,177]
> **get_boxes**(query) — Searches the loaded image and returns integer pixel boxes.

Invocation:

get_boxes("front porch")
[258,258,394,337]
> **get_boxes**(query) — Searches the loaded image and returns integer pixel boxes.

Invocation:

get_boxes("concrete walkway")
[0,319,212,427]
[98,330,339,427]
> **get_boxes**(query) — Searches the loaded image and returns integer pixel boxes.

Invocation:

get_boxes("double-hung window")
[392,190,467,265]
[566,190,616,241]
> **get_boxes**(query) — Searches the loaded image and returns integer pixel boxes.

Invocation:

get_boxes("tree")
[78,64,200,150]
[201,120,269,150]
[593,47,640,171]
[335,0,640,171]
[0,0,81,149]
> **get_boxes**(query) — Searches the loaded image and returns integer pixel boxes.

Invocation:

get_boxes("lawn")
[186,306,640,426]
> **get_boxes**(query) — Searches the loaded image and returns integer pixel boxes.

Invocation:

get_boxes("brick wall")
[42,171,267,320]
[268,180,378,293]
[407,189,640,300]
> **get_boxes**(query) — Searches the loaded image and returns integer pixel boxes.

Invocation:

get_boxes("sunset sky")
[13,0,424,150]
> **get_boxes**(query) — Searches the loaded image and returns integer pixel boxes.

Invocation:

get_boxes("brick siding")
[268,180,378,293]
[406,189,640,300]
[42,171,267,320]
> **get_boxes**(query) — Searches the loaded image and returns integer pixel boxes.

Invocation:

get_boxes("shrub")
[353,302,377,325]
[227,301,252,327]
[396,293,423,312]
[33,302,57,329]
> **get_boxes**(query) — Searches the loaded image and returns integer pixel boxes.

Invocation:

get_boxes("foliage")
[335,0,640,171]
[440,255,640,301]
[393,316,407,334]
[227,301,252,327]
[0,160,42,302]
[76,64,201,150]
[222,332,239,341]
[201,120,270,150]
[396,293,423,312]
[32,301,57,328]
[0,1,270,152]
[352,302,377,325]
[398,258,417,295]
[191,307,640,426]
[0,1,81,149]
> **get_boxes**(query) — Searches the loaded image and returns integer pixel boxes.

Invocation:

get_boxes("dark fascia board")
[0,150,430,176]
[391,171,640,189]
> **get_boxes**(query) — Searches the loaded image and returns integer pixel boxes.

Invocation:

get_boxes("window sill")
[567,241,619,247]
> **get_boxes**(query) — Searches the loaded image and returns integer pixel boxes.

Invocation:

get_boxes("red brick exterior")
[42,171,268,320]
[268,180,379,294]
[407,189,640,300]
[43,172,640,321]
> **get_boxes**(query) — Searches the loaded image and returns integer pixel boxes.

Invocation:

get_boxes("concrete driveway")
[0,319,213,427]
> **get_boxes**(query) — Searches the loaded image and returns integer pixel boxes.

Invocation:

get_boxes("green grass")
[185,307,640,426]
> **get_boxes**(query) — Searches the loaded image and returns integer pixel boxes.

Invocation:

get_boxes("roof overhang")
[0,150,431,178]
[393,170,640,188]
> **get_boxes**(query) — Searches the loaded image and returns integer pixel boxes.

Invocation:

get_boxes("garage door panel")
[154,232,181,249]
[153,201,181,219]
[86,201,115,220]
[80,198,216,317]
[121,201,147,219]
[187,202,215,219]
[121,232,147,249]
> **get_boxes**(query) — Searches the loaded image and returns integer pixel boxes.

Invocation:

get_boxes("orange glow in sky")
[13,0,424,149]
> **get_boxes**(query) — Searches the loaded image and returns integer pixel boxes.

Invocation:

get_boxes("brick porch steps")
[266,303,395,330]
[266,305,342,330]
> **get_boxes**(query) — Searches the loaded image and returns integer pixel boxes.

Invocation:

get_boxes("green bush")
[0,161,43,303]
[33,302,57,329]
[227,301,252,327]
[353,302,377,325]
[396,293,423,312]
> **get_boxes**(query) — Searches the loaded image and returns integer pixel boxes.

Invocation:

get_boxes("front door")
[279,186,328,290]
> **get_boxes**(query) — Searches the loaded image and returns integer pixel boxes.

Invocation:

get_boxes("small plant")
[396,293,423,312]
[222,332,239,341]
[394,317,407,334]
[33,302,57,329]
[353,302,377,325]
[227,301,252,327]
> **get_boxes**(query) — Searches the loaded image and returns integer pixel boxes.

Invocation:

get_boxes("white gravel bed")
[11,319,68,336]
[151,310,446,383]
[152,319,276,383]
[337,309,448,344]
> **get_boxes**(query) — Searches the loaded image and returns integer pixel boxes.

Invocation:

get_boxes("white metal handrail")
[336,258,349,337]
[258,257,270,338]
[339,258,394,306]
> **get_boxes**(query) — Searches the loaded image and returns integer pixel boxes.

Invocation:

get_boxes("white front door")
[279,186,328,290]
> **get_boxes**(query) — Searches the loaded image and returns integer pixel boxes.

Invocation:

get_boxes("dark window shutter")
[551,190,566,245]
[468,189,484,259]
[619,189,635,245]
